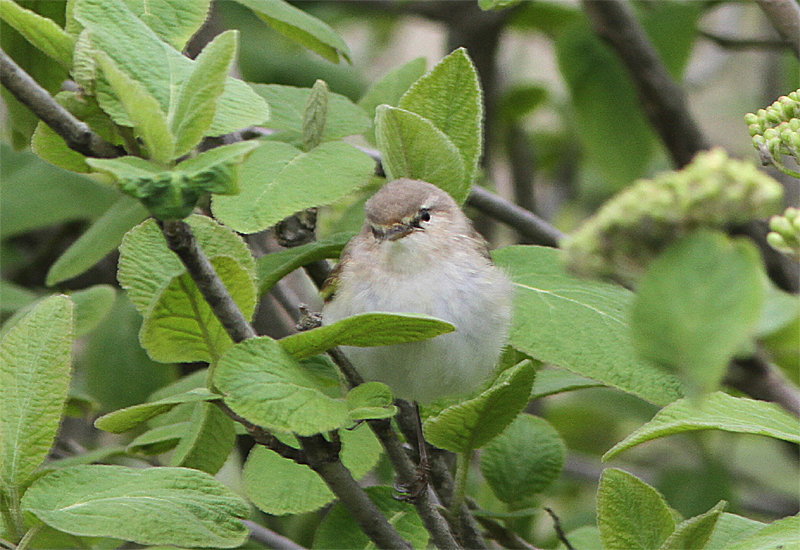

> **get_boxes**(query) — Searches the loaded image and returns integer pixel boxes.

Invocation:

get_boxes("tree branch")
[243,520,307,550]
[725,353,800,418]
[755,0,800,59]
[581,0,711,168]
[0,49,123,159]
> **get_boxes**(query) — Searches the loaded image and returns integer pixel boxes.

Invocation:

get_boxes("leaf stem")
[450,450,472,530]
[14,525,42,550]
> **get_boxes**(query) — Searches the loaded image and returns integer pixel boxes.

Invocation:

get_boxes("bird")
[322,178,513,405]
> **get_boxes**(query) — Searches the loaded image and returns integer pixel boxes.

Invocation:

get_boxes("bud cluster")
[767,207,800,258]
[564,148,783,286]
[745,90,800,178]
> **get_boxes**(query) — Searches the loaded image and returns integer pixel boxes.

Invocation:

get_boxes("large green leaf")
[95,52,175,164]
[117,216,256,363]
[74,0,268,136]
[170,29,238,157]
[243,423,381,515]
[122,0,211,50]
[231,0,351,64]
[0,0,73,68]
[214,336,349,435]
[659,501,724,550]
[597,468,676,550]
[313,486,428,549]
[603,392,800,460]
[280,312,455,360]
[0,296,73,489]
[211,140,375,234]
[0,143,118,238]
[94,388,218,434]
[423,361,536,453]
[493,246,683,406]
[398,48,483,187]
[46,196,149,286]
[705,513,765,550]
[375,105,468,204]
[251,83,370,144]
[555,17,656,196]
[255,232,351,295]
[21,464,249,548]
[631,231,766,395]
[725,514,799,550]
[480,414,566,505]
[169,402,235,474]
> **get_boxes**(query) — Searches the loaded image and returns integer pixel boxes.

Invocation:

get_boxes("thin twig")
[243,520,307,550]
[0,49,123,159]
[544,507,576,550]
[725,353,800,418]
[581,0,711,168]
[472,515,543,550]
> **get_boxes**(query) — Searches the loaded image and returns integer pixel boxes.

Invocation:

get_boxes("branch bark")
[581,0,711,168]
[0,49,123,159]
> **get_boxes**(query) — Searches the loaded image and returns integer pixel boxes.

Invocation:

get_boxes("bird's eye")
[419,209,431,223]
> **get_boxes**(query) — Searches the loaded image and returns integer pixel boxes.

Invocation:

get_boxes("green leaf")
[375,105,468,204]
[212,140,375,234]
[479,0,525,11]
[555,18,656,196]
[141,256,257,363]
[177,140,260,193]
[170,30,238,157]
[251,83,370,144]
[0,0,73,68]
[597,468,676,550]
[69,284,116,337]
[705,513,765,550]
[244,423,381,515]
[423,361,536,453]
[280,312,455,360]
[255,232,351,295]
[21,464,249,548]
[0,280,39,313]
[603,392,800,460]
[0,295,73,489]
[725,514,799,550]
[659,501,725,550]
[480,414,566,505]
[170,402,235,474]
[358,57,427,134]
[74,0,268,136]
[214,336,349,435]
[493,245,683,405]
[530,367,603,400]
[46,196,149,286]
[755,283,799,337]
[122,0,211,50]
[632,231,766,395]
[127,422,187,455]
[95,53,175,164]
[346,382,397,421]
[398,48,483,187]
[313,486,429,549]
[231,0,351,63]
[0,143,118,238]
[302,79,329,152]
[117,215,257,363]
[94,388,218,434]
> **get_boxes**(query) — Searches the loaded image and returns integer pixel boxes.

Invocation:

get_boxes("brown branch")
[243,521,307,550]
[0,48,123,159]
[581,0,711,168]
[725,353,800,418]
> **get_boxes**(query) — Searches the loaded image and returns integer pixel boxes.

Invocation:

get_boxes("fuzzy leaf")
[597,468,676,550]
[423,361,536,453]
[603,392,800,460]
[280,312,454,360]
[375,105,468,204]
[346,382,397,421]
[725,514,799,550]
[123,0,211,50]
[214,336,349,435]
[493,246,683,406]
[0,0,73,68]
[0,296,73,488]
[480,414,566,505]
[659,501,725,550]
[212,140,374,234]
[231,0,351,63]
[94,388,218,434]
[530,367,603,400]
[170,402,235,474]
[398,48,483,186]
[21,464,249,548]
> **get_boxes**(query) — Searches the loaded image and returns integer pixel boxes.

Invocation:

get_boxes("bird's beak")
[386,223,413,241]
